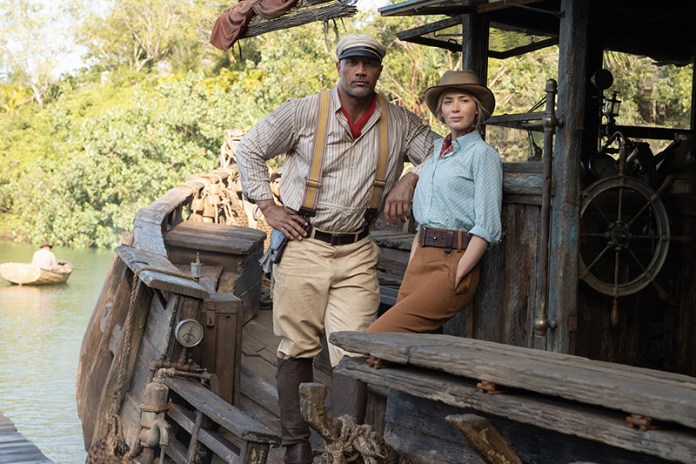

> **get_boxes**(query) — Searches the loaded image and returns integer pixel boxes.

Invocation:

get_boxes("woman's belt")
[419,226,470,251]
[309,225,370,246]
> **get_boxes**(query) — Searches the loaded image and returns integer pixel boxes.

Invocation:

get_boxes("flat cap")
[336,34,386,63]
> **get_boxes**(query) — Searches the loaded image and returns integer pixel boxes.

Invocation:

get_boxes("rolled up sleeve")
[236,100,298,202]
[469,148,503,244]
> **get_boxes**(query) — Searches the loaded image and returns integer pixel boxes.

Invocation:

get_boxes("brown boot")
[277,357,314,464]
[329,371,367,424]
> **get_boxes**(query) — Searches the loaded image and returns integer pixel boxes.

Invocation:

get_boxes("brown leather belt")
[309,226,370,246]
[419,225,470,251]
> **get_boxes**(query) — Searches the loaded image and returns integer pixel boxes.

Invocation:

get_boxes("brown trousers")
[367,244,480,333]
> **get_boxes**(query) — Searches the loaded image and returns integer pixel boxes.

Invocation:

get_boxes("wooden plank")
[164,377,280,444]
[167,403,243,463]
[385,389,668,464]
[330,332,696,430]
[546,0,588,352]
[383,391,486,464]
[446,414,524,464]
[335,357,696,463]
[241,364,280,418]
[241,2,356,38]
[115,245,208,299]
[0,413,52,464]
[164,221,265,256]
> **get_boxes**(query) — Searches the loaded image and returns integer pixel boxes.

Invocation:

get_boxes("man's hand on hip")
[257,200,308,240]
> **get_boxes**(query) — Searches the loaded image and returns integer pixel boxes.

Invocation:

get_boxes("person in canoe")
[32,242,61,271]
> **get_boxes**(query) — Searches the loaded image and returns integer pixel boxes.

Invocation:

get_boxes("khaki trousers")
[368,244,480,333]
[272,236,381,366]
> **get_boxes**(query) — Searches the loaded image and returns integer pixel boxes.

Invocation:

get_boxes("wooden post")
[446,414,523,464]
[546,0,589,353]
[460,13,489,79]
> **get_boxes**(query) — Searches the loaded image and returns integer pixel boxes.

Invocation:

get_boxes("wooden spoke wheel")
[579,175,670,297]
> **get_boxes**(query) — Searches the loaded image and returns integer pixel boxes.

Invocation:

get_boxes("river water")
[0,241,114,464]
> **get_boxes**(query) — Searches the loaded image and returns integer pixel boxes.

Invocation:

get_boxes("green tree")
[0,0,79,108]
[78,0,226,73]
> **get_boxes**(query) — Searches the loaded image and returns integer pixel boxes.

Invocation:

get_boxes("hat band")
[338,46,382,62]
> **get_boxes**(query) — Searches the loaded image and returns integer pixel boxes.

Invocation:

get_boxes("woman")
[367,70,503,339]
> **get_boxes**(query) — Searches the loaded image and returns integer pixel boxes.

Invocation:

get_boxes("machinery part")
[174,318,204,348]
[579,175,670,297]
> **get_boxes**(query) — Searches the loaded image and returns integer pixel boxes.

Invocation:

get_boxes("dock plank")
[0,413,52,464]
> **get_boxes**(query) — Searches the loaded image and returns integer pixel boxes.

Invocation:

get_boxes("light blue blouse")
[412,131,503,244]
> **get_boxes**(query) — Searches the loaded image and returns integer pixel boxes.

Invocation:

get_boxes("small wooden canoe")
[0,262,73,285]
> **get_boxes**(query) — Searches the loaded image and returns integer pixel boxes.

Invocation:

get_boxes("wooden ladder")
[163,377,280,464]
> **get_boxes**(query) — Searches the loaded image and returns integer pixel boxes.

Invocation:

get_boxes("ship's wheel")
[579,175,670,304]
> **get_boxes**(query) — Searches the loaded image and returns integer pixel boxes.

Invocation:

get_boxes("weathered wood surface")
[164,377,280,444]
[502,162,543,196]
[331,332,696,430]
[115,245,207,300]
[336,357,696,463]
[0,412,52,464]
[446,414,524,464]
[77,248,134,449]
[107,286,177,448]
[384,389,670,464]
[164,221,265,256]
[242,2,357,39]
[165,221,265,322]
[133,168,236,255]
[545,0,587,353]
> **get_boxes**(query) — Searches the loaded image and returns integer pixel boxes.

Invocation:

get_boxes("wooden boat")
[76,1,696,463]
[0,262,72,285]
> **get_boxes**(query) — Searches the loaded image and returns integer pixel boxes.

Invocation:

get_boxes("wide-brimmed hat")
[40,242,53,249]
[336,34,386,63]
[424,70,496,119]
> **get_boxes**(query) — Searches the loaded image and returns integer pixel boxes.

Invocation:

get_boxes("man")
[236,33,436,464]
[32,242,59,270]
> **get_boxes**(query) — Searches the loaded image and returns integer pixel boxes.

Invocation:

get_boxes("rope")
[320,416,407,464]
[97,263,190,461]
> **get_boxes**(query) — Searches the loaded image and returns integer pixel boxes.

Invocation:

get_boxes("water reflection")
[0,242,113,464]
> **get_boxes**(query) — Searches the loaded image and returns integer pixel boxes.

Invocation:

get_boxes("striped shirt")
[413,130,503,244]
[237,87,437,232]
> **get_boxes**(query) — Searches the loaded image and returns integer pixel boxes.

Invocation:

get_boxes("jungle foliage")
[0,1,692,248]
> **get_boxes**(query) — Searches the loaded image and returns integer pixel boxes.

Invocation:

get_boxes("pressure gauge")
[589,152,618,179]
[174,319,204,348]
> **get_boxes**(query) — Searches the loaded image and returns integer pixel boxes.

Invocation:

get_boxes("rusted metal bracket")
[626,414,657,431]
[476,380,503,395]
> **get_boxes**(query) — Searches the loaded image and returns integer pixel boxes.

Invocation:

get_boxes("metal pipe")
[534,79,560,335]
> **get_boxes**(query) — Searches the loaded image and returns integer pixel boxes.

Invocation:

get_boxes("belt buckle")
[330,234,342,246]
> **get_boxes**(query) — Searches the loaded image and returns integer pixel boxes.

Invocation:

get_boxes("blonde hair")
[435,89,489,133]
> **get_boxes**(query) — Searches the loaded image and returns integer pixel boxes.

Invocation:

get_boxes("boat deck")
[0,412,52,464]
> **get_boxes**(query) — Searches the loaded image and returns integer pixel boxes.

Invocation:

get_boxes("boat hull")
[0,262,72,285]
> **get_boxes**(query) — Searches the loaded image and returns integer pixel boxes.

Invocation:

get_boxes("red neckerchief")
[439,134,454,157]
[439,128,476,158]
[340,95,377,139]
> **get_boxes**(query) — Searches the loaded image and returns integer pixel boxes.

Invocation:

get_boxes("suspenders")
[298,90,390,224]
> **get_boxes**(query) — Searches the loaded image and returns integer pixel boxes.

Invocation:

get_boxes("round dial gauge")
[589,153,618,179]
[174,319,204,347]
